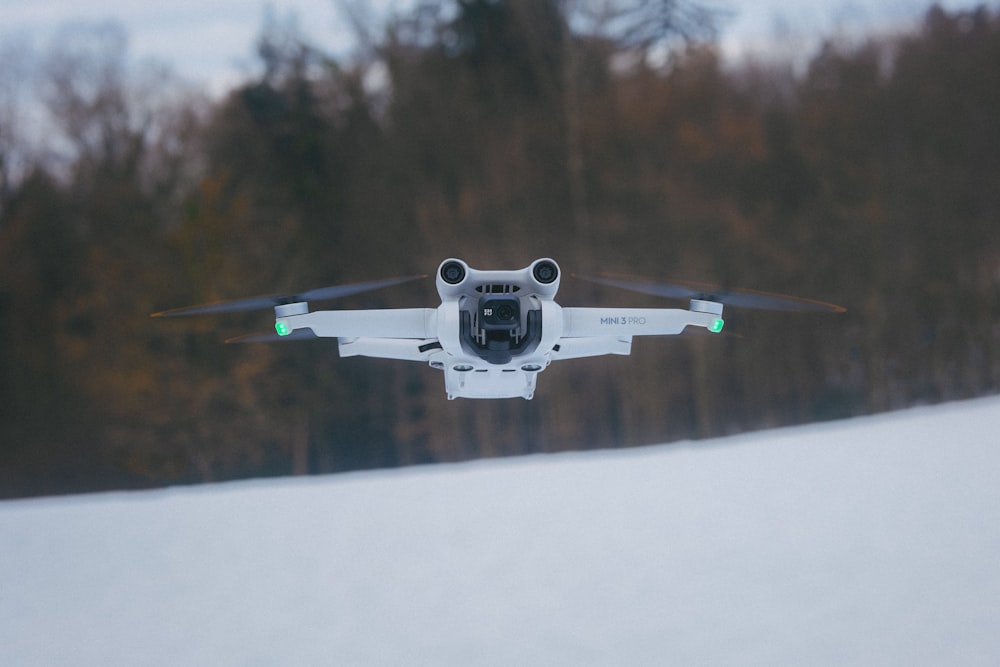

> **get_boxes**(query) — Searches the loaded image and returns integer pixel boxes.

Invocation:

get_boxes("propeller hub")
[275,302,309,317]
[690,299,724,316]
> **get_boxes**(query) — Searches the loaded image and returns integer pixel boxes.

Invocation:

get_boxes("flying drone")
[153,258,845,400]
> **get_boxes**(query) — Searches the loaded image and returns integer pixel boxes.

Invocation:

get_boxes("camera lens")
[532,260,558,284]
[440,261,466,285]
[495,304,516,322]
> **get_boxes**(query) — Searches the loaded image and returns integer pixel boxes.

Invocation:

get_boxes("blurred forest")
[1,2,998,498]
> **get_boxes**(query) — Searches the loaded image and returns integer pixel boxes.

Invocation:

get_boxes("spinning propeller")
[578,274,846,313]
[151,275,426,318]
[225,329,319,344]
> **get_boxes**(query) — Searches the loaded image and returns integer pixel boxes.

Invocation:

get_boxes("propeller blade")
[297,275,426,302]
[677,327,744,340]
[578,274,846,313]
[151,275,426,317]
[225,329,320,344]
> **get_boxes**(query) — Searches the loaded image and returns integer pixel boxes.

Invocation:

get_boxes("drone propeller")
[578,274,846,313]
[151,275,426,318]
[225,329,320,344]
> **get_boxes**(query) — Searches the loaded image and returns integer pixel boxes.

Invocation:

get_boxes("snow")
[3,397,1000,666]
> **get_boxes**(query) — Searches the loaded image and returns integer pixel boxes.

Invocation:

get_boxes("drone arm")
[337,337,440,362]
[552,336,633,360]
[560,307,723,338]
[277,308,438,339]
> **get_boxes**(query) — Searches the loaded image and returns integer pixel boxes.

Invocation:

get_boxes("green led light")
[275,321,290,336]
[709,318,725,333]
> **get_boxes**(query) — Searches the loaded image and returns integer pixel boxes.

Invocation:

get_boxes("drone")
[153,258,845,400]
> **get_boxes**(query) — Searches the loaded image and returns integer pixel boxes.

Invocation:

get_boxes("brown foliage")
[2,4,998,497]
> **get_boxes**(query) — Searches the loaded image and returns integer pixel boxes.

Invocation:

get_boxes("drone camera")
[532,260,559,285]
[479,296,520,330]
[440,260,467,285]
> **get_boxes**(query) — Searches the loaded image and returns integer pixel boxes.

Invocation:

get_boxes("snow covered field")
[3,397,1000,666]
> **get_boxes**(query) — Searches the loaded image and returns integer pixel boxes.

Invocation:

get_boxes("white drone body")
[155,258,842,400]
[272,259,723,400]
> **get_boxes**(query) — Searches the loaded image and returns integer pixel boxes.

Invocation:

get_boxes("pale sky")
[0,0,992,92]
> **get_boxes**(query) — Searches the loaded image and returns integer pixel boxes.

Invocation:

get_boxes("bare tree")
[0,37,39,215]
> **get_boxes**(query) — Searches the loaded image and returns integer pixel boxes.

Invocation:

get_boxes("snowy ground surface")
[3,397,1000,666]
